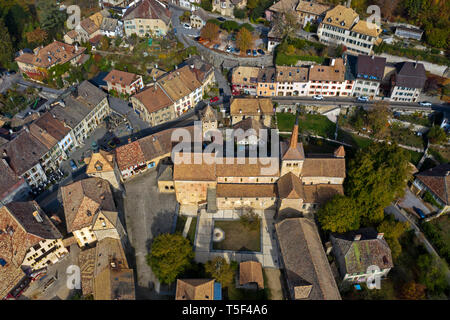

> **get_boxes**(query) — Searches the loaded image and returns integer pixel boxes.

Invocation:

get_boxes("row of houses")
[0,173,134,299]
[130,56,216,126]
[0,81,111,203]
[231,55,427,102]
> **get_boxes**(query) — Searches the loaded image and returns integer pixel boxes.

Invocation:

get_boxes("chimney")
[331,58,335,66]
[377,233,384,240]
[33,211,43,223]
[354,234,361,241]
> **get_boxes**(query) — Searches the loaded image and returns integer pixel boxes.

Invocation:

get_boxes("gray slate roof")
[395,62,427,89]
[276,218,341,300]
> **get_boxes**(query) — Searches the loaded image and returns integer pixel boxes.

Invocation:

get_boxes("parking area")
[122,169,178,299]
[398,188,432,218]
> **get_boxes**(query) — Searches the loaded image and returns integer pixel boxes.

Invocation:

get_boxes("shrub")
[233,8,246,19]
[239,208,260,231]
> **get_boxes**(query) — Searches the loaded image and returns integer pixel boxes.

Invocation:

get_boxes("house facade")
[317,5,381,55]
[104,69,144,95]
[123,0,172,37]
[212,0,247,18]
[347,54,386,98]
[389,62,426,103]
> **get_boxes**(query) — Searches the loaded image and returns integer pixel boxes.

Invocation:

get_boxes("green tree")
[37,0,66,37]
[317,195,360,233]
[346,142,410,225]
[417,254,448,296]
[377,215,409,259]
[247,0,259,9]
[400,281,426,300]
[425,28,448,49]
[147,233,194,284]
[200,0,213,11]
[366,101,391,137]
[221,20,239,32]
[427,125,447,144]
[205,257,235,288]
[233,8,246,19]
[0,19,14,68]
[236,27,253,52]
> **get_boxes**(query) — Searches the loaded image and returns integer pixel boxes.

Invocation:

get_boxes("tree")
[377,215,409,259]
[25,27,48,45]
[205,257,235,288]
[37,0,66,37]
[273,10,301,39]
[100,36,110,51]
[417,254,448,295]
[200,22,220,42]
[317,195,360,233]
[366,101,391,137]
[425,28,448,49]
[147,233,194,284]
[0,19,14,69]
[375,0,399,21]
[400,281,426,300]
[236,27,253,52]
[233,8,246,19]
[427,125,447,144]
[346,142,410,225]
[221,20,239,32]
[200,0,212,11]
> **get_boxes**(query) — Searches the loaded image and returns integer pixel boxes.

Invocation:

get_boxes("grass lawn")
[226,285,267,300]
[213,220,261,252]
[408,150,423,166]
[187,217,197,245]
[276,113,336,138]
[175,215,187,234]
[429,147,450,164]
[422,215,450,264]
[338,129,373,149]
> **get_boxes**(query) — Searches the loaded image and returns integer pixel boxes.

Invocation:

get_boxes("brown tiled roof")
[302,158,346,178]
[351,20,381,37]
[232,118,268,136]
[66,30,79,39]
[309,58,345,82]
[303,184,344,205]
[269,0,298,13]
[176,279,215,300]
[61,178,116,233]
[231,66,259,85]
[173,153,217,181]
[275,218,341,300]
[239,261,264,288]
[80,17,100,35]
[296,1,330,15]
[85,150,115,174]
[0,201,61,298]
[277,172,305,199]
[133,85,173,114]
[201,105,218,122]
[415,164,450,205]
[123,0,172,25]
[216,183,277,198]
[114,139,145,171]
[322,5,358,30]
[257,67,276,83]
[276,66,309,82]
[158,65,202,102]
[331,228,393,275]
[104,69,142,87]
[216,157,280,177]
[230,98,274,116]
[94,238,129,277]
[79,247,96,296]
[0,159,25,200]
[15,41,86,69]
[2,130,49,176]
[115,126,193,171]
[334,145,345,158]
[29,112,70,149]
[94,267,135,300]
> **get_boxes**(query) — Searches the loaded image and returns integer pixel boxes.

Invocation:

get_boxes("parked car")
[225,45,232,53]
[257,49,265,55]
[234,48,240,54]
[312,95,324,100]
[69,160,77,171]
[413,207,426,219]
[217,17,226,22]
[213,44,220,49]
[357,96,369,102]
[419,101,432,106]
[219,88,224,96]
[246,49,252,56]
[252,49,257,56]
[210,96,219,103]
[183,23,192,29]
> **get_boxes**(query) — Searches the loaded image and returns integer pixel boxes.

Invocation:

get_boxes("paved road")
[122,169,177,299]
[272,96,449,112]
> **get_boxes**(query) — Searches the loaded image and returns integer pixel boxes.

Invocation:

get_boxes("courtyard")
[212,220,261,252]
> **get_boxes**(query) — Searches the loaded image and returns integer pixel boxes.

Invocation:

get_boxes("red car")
[210,96,219,103]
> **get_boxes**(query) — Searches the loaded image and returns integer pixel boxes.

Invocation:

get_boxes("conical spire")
[282,113,304,160]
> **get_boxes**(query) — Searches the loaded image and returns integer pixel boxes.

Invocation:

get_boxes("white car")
[312,95,324,100]
[419,101,432,106]
[183,23,192,29]
[357,96,369,102]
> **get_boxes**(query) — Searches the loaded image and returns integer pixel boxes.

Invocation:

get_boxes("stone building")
[230,97,274,127]
[84,149,121,190]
